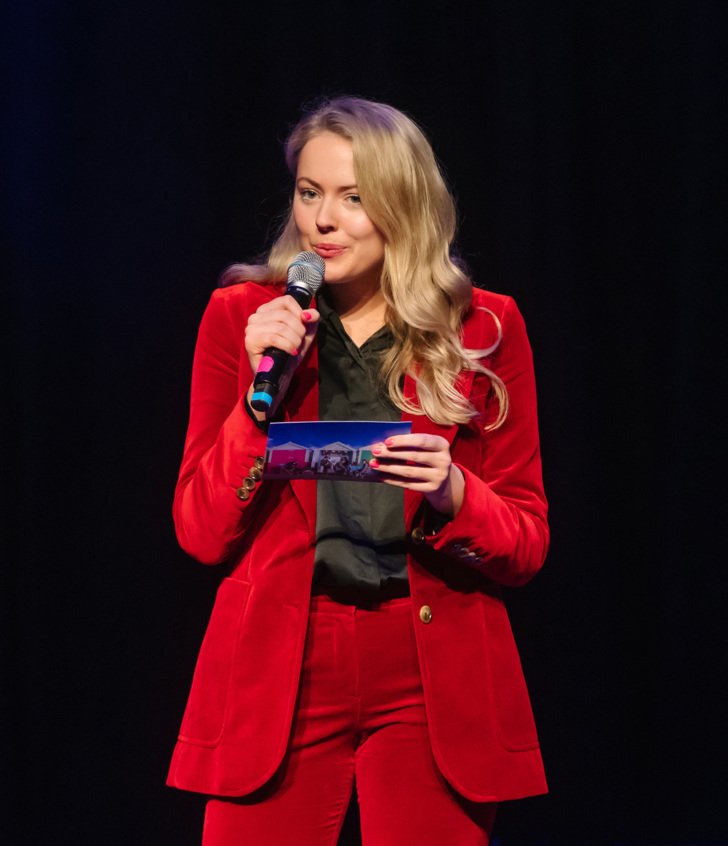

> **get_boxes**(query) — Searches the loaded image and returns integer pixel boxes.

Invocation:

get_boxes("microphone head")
[287,251,325,294]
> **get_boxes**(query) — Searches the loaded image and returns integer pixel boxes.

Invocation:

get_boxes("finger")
[247,317,304,344]
[255,295,304,317]
[246,324,303,355]
[296,308,320,354]
[250,306,306,331]
[371,441,450,464]
[270,331,304,355]
[378,476,437,491]
[300,308,321,327]
[369,461,441,482]
[381,434,448,451]
[370,449,448,467]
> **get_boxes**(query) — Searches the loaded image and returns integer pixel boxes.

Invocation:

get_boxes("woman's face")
[293,132,385,289]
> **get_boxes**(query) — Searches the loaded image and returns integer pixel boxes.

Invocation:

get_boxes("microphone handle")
[250,284,314,412]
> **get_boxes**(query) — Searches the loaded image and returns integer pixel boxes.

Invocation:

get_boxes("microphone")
[250,251,325,412]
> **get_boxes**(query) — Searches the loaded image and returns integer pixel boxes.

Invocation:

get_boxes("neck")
[325,277,387,347]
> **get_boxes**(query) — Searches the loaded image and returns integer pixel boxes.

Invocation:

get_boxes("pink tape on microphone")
[257,355,275,373]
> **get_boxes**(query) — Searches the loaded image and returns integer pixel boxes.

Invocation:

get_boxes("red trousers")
[202,595,497,845]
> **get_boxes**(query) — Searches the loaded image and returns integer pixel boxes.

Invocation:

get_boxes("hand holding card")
[368,432,465,517]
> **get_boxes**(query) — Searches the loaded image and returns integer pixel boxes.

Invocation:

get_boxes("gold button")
[254,456,265,469]
[249,467,263,481]
[419,605,432,624]
[236,486,250,501]
[242,477,256,490]
[411,527,425,544]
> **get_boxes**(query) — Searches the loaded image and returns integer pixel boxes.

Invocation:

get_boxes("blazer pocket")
[178,577,252,747]
[483,598,541,752]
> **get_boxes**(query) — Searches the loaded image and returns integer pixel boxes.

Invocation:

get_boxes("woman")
[168,97,549,845]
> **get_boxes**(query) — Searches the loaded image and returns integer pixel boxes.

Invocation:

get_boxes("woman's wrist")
[424,464,465,518]
[244,384,271,430]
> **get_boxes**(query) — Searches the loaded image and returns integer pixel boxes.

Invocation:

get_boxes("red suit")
[167,281,549,802]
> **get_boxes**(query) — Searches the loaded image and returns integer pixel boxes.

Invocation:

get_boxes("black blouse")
[312,288,409,599]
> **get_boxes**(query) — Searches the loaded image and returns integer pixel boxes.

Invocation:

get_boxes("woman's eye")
[346,194,361,205]
[299,189,318,200]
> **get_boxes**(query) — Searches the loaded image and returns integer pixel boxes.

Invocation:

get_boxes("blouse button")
[419,605,433,624]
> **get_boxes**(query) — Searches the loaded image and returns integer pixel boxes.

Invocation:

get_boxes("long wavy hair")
[222,96,507,428]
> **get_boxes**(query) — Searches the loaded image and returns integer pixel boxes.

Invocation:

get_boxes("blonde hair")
[222,96,507,428]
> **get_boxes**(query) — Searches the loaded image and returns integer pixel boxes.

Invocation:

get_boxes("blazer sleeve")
[424,296,549,587]
[173,287,271,565]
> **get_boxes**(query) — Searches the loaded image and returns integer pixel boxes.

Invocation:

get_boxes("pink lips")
[313,244,346,258]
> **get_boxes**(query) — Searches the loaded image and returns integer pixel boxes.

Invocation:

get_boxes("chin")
[320,266,350,284]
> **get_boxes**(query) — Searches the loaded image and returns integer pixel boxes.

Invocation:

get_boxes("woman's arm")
[173,286,319,565]
[173,288,271,564]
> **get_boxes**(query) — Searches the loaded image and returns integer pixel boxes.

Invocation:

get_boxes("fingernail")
[369,459,380,468]
[385,438,394,446]
[372,446,382,455]
[302,311,312,322]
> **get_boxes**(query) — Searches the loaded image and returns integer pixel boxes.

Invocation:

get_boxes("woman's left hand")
[369,434,465,518]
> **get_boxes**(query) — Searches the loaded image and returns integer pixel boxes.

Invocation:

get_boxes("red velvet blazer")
[167,281,549,802]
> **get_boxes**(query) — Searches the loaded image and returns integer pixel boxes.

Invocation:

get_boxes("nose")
[315,196,337,233]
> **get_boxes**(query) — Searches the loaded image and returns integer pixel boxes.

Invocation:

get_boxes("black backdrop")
[2,2,726,844]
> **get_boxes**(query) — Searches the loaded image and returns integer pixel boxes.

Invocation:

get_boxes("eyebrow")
[296,177,359,192]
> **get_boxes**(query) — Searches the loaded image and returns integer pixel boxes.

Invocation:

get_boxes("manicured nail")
[369,459,380,468]
[372,446,382,455]
[385,438,394,446]
[302,311,312,322]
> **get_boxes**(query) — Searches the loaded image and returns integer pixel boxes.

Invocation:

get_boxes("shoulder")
[467,286,529,331]
[468,286,511,317]
[205,280,285,326]
[212,280,285,309]
[463,287,515,349]
[463,287,533,367]
[192,281,285,349]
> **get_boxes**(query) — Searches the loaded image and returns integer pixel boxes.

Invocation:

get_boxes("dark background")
[2,2,726,844]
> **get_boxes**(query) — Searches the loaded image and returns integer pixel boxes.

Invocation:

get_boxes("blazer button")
[419,605,433,624]
[249,466,263,481]
[236,486,251,501]
[242,477,256,490]
[254,456,265,468]
[411,527,425,545]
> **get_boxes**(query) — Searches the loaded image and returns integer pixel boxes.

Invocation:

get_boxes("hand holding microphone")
[245,251,325,416]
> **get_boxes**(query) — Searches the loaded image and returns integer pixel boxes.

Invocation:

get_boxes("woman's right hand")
[244,295,320,418]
